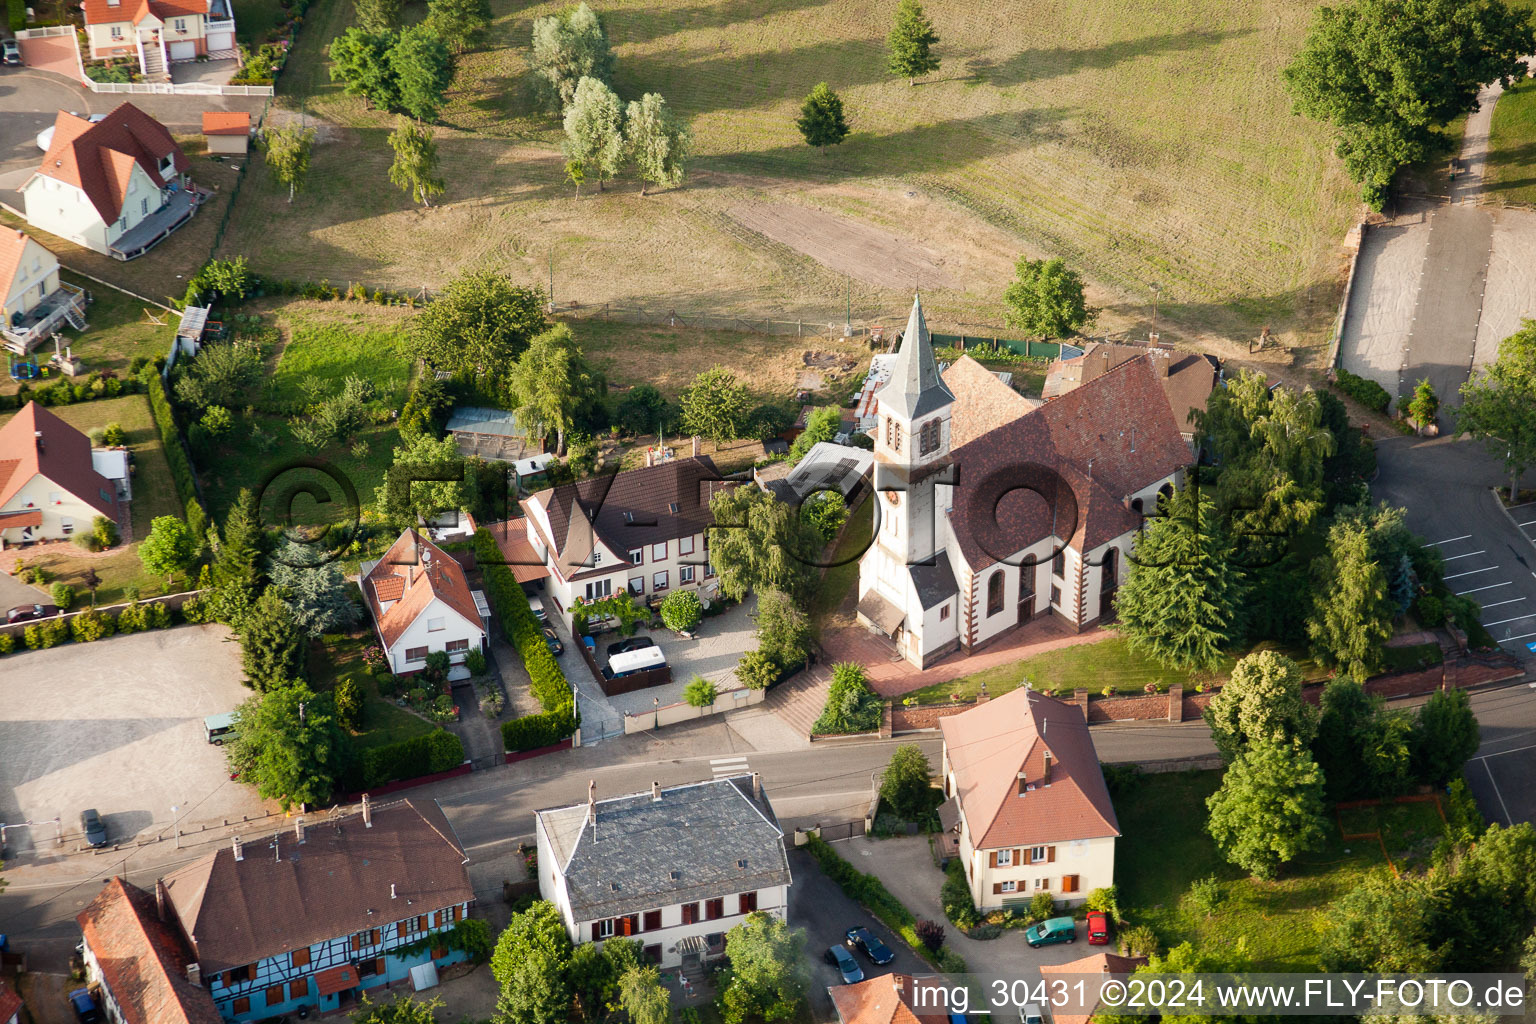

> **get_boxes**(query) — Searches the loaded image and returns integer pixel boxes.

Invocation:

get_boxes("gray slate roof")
[539,777,790,922]
[909,554,959,610]
[878,293,955,421]
[446,406,524,437]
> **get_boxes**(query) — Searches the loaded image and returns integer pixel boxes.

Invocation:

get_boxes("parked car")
[527,594,548,623]
[605,635,656,659]
[845,925,895,965]
[68,987,102,1023]
[1023,1004,1044,1024]
[36,112,105,149]
[542,625,564,655]
[203,711,237,745]
[1086,910,1110,945]
[824,944,864,984]
[1025,916,1077,948]
[80,809,107,848]
[2,39,20,66]
[7,602,60,623]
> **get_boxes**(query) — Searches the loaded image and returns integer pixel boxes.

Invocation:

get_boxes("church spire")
[879,291,954,421]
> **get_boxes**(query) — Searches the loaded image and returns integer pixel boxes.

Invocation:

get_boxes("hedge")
[139,365,202,513]
[472,529,580,752]
[348,729,464,791]
[803,835,966,972]
[7,0,24,33]
[4,372,140,411]
[1333,367,1392,414]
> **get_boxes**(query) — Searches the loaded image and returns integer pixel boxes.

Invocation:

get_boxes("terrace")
[108,187,208,261]
[2,281,88,354]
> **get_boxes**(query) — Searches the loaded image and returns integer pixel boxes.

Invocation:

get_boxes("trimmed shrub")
[180,594,212,624]
[50,583,75,611]
[812,662,881,735]
[1333,368,1392,414]
[683,675,718,707]
[24,618,68,649]
[139,365,201,511]
[70,608,115,643]
[349,729,464,791]
[660,589,703,633]
[942,857,980,929]
[465,648,487,675]
[0,633,14,654]
[102,422,127,446]
[735,648,779,690]
[92,515,120,549]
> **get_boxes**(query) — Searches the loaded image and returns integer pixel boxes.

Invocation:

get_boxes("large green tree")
[240,585,307,691]
[754,588,816,669]
[1412,687,1480,785]
[795,82,850,152]
[1457,319,1536,500]
[173,338,262,410]
[681,365,749,443]
[388,117,446,206]
[529,2,615,111]
[886,0,939,83]
[1205,739,1328,880]
[568,939,639,1022]
[1114,485,1248,672]
[1321,871,1444,971]
[625,92,690,194]
[491,901,573,1024]
[719,912,811,1024]
[212,488,265,623]
[263,125,315,202]
[506,323,601,456]
[1002,257,1097,339]
[789,406,840,460]
[564,76,627,190]
[227,682,349,810]
[269,538,362,638]
[425,0,491,51]
[388,25,455,122]
[880,744,934,820]
[1283,0,1533,208]
[138,515,195,588]
[1311,677,1378,799]
[413,269,548,376]
[1307,514,1394,679]
[329,28,400,109]
[375,433,472,526]
[1203,650,1317,761]
[354,0,401,32]
[618,966,670,1024]
[709,486,821,602]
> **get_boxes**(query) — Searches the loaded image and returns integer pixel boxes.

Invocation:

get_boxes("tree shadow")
[605,0,846,49]
[969,28,1254,87]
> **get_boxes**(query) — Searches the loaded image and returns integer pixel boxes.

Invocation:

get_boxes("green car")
[1025,916,1077,948]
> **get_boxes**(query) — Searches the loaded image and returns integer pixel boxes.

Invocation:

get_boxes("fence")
[14,25,273,96]
[0,589,203,642]
[931,332,1061,359]
[797,819,866,844]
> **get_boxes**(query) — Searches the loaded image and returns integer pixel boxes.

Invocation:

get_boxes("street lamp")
[654,696,660,731]
[171,804,181,849]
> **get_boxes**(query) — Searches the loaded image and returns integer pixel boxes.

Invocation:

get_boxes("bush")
[24,618,68,649]
[684,676,718,707]
[1186,875,1222,917]
[116,601,148,633]
[8,0,25,33]
[1333,368,1392,414]
[0,633,12,655]
[50,583,75,611]
[376,671,399,697]
[140,366,200,510]
[180,594,212,624]
[92,515,120,549]
[660,589,703,633]
[941,857,980,929]
[349,729,464,791]
[74,532,105,553]
[735,648,780,690]
[70,608,114,643]
[1118,923,1159,959]
[102,422,127,446]
[1028,891,1055,922]
[465,648,487,675]
[334,679,363,730]
[915,919,945,952]
[1084,886,1122,923]
[812,661,881,735]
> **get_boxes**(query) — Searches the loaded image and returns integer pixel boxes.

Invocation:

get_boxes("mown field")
[1487,76,1536,204]
[220,0,1361,350]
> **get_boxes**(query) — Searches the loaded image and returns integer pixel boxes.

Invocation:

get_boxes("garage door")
[169,40,196,60]
[206,30,233,51]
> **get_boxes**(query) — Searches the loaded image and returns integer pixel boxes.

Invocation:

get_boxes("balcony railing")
[2,282,88,354]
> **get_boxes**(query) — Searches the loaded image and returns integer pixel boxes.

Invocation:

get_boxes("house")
[23,103,199,261]
[535,775,791,969]
[0,978,22,1024]
[1043,341,1218,444]
[1038,952,1148,1024]
[83,0,237,78]
[75,877,224,1024]
[0,228,89,354]
[830,974,951,1024]
[201,111,250,156]
[519,455,734,625]
[854,294,1190,669]
[938,686,1119,913]
[0,401,121,547]
[154,797,476,1022]
[360,529,490,675]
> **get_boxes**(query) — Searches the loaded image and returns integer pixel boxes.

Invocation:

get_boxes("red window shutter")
[592,922,603,940]
[233,998,250,1015]
[375,958,386,977]
[992,882,1003,895]
[417,915,428,932]
[454,905,463,922]
[289,980,307,1000]
[988,851,997,868]
[222,971,234,988]
[1047,846,1056,863]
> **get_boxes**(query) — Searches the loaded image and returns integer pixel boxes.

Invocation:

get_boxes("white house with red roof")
[939,686,1119,912]
[0,401,121,546]
[360,529,489,675]
[22,103,198,261]
[83,0,237,77]
[0,228,89,354]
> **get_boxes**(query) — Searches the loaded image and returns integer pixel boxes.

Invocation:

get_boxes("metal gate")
[816,819,867,843]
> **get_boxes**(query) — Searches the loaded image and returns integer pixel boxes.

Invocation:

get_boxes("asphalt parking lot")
[0,624,268,855]
[1465,710,1536,828]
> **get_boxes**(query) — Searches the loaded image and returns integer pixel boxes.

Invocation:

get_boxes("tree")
[568,939,639,1022]
[82,566,102,606]
[138,515,194,588]
[790,405,841,460]
[354,995,445,1023]
[618,966,670,1024]
[269,538,362,637]
[492,901,574,1024]
[1284,0,1533,208]
[1407,377,1440,431]
[212,488,265,618]
[565,158,586,197]
[292,375,377,450]
[615,384,675,436]
[227,682,349,810]
[354,0,402,32]
[529,2,615,111]
[754,589,815,668]
[1115,485,1247,671]
[795,82,849,152]
[506,323,599,456]
[389,25,455,122]
[1205,739,1327,880]
[375,433,472,525]
[425,0,490,51]
[1457,320,1536,500]
[414,269,548,375]
[329,28,400,109]
[264,125,316,202]
[1413,687,1479,785]
[625,92,690,194]
[1322,871,1444,971]
[1317,390,1377,511]
[719,912,810,1024]
[681,365,749,443]
[240,585,307,691]
[563,76,626,191]
[173,338,262,410]
[1002,256,1097,339]
[886,0,939,84]
[880,744,933,820]
[388,117,445,206]
[709,488,821,602]
[801,490,848,544]
[1203,651,1317,761]
[1307,514,1394,679]
[811,661,881,735]
[684,675,719,707]
[1311,677,1378,799]
[660,589,703,632]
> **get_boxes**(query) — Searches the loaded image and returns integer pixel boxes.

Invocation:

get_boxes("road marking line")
[1429,534,1473,545]
[1501,629,1536,641]
[1482,598,1528,609]
[1456,581,1512,594]
[710,756,750,777]
[1445,566,1498,579]
[1506,501,1536,510]
[1482,759,1514,827]
[1485,613,1536,626]
[1519,520,1536,528]
[1476,741,1536,760]
[1443,551,1487,560]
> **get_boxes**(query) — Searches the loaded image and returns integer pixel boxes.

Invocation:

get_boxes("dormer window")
[158,154,174,177]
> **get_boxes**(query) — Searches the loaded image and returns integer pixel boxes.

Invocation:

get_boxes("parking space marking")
[1503,630,1536,641]
[1430,534,1473,545]
[1480,760,1514,826]
[1483,597,1528,609]
[1446,566,1499,579]
[1486,613,1536,626]
[1457,581,1512,595]
[1507,501,1536,510]
[1444,550,1488,560]
[1520,521,1536,528]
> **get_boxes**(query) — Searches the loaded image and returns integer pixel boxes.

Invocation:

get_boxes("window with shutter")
[682,903,699,924]
[992,882,1003,895]
[291,948,311,969]
[1062,874,1080,893]
[222,971,234,988]
[705,897,725,920]
[417,915,428,932]
[233,998,250,1014]
[644,910,663,931]
[453,905,464,922]
[1048,846,1056,863]
[739,891,758,914]
[289,979,308,1000]
[265,984,285,1008]
[376,958,387,977]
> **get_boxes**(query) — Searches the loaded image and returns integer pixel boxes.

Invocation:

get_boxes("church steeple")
[879,292,954,422]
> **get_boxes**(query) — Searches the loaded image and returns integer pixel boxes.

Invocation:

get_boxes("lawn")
[309,630,438,751]
[0,275,176,398]
[267,318,414,408]
[1114,771,1437,970]
[1486,76,1536,205]
[217,0,1360,350]
[812,494,874,625]
[232,0,287,44]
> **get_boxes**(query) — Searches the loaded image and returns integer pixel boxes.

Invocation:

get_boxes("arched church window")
[986,572,1005,616]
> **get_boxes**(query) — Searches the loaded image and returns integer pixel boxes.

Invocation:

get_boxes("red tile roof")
[830,974,951,1024]
[314,964,359,996]
[0,401,118,519]
[32,103,188,225]
[0,229,50,301]
[942,354,1039,450]
[1044,342,1217,433]
[200,111,250,136]
[82,0,152,27]
[485,518,552,583]
[940,687,1119,849]
[0,508,43,528]
[1038,953,1148,1024]
[0,978,21,1024]
[362,529,484,650]
[75,878,223,1024]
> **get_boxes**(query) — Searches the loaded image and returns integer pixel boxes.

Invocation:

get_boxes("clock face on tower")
[884,490,901,506]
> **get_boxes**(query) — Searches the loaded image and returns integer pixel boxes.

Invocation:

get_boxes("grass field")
[232,0,288,44]
[1115,772,1444,970]
[812,495,874,624]
[0,278,176,398]
[1487,77,1536,204]
[268,319,414,408]
[217,0,1361,351]
[309,630,438,750]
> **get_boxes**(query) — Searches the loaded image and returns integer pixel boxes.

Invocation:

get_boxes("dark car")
[7,602,59,623]
[542,625,564,655]
[68,987,102,1023]
[824,944,864,984]
[80,809,107,848]
[1,40,20,66]
[845,925,895,965]
[605,635,656,659]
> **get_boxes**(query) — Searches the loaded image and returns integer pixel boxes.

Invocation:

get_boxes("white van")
[604,646,666,679]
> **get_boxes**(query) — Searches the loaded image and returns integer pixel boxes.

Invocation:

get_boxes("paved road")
[1373,434,1536,653]
[1401,205,1493,427]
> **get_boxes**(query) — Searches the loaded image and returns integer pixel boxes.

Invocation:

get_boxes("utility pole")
[548,249,555,314]
[844,274,852,337]
[1149,282,1161,344]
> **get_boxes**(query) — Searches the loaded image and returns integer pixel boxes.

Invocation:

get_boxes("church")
[855,295,1194,669]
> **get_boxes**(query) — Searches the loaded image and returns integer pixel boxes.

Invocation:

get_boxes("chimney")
[232,835,243,861]
[155,878,169,922]
[1042,749,1052,785]
[692,435,701,457]
[391,883,398,899]
[34,430,44,453]
[1152,349,1170,379]
[363,793,373,828]
[295,817,305,844]
[751,771,762,801]
[645,448,655,468]
[651,781,662,802]
[186,963,202,987]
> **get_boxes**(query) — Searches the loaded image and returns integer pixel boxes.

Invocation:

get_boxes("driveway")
[0,623,268,854]
[1373,434,1536,655]
[0,568,47,613]
[596,595,759,717]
